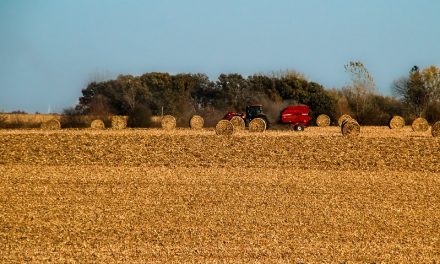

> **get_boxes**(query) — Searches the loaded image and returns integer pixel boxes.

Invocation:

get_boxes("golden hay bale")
[338,114,352,127]
[316,114,331,127]
[90,119,105,129]
[432,121,440,137]
[412,117,429,132]
[189,115,204,129]
[150,115,162,123]
[41,119,61,130]
[215,120,234,135]
[341,117,355,127]
[389,115,405,129]
[341,118,360,137]
[249,118,266,133]
[111,116,128,129]
[161,115,177,130]
[230,116,245,130]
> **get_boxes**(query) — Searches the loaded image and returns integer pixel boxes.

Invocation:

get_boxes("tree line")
[69,63,440,127]
[73,70,337,127]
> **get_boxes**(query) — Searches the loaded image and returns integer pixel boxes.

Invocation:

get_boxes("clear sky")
[1,0,439,113]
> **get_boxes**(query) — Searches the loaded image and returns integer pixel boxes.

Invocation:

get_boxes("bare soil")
[1,127,439,262]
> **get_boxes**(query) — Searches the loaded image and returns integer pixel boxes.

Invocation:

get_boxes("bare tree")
[344,61,376,119]
[392,65,440,117]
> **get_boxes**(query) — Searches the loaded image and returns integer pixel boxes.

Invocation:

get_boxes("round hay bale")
[432,121,440,137]
[316,114,331,127]
[189,115,204,129]
[230,116,245,131]
[412,117,429,132]
[90,119,105,129]
[161,115,176,130]
[41,119,61,130]
[215,120,234,135]
[249,118,266,133]
[389,115,405,129]
[338,114,352,127]
[341,118,360,137]
[341,117,355,127]
[111,116,128,129]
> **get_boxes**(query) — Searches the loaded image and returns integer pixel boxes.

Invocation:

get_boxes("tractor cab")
[245,105,269,127]
[245,105,263,120]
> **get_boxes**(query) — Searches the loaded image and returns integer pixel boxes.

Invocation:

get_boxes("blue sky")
[1,0,439,113]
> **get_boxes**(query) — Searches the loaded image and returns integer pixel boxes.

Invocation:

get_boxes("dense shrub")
[127,105,152,128]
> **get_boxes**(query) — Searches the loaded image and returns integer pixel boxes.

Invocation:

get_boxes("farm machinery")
[223,105,269,128]
[223,104,312,131]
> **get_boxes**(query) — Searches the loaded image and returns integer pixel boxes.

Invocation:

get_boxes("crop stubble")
[0,127,438,171]
[1,127,439,262]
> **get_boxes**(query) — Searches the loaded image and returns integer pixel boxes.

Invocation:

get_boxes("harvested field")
[1,127,439,262]
[0,127,438,171]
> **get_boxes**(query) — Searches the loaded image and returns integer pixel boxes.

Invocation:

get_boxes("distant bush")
[426,103,440,123]
[0,121,41,129]
[60,108,88,128]
[0,114,7,128]
[127,105,152,128]
[60,108,113,128]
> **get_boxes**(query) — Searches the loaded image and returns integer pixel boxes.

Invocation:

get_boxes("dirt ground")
[1,127,439,262]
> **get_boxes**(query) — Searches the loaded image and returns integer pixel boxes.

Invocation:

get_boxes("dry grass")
[0,114,172,128]
[1,127,439,262]
[0,113,61,124]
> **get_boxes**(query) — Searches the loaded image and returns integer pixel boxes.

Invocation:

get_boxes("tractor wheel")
[263,117,270,129]
[294,125,304,132]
